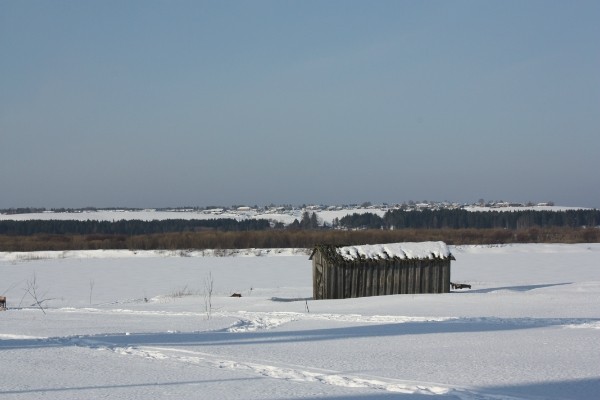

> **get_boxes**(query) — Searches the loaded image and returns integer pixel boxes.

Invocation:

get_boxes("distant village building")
[310,242,454,300]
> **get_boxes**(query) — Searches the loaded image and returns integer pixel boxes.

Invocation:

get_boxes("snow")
[337,241,452,260]
[1,244,599,399]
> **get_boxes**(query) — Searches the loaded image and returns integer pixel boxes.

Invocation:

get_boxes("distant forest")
[0,210,599,236]
[0,210,598,251]
[0,218,270,236]
[339,209,600,230]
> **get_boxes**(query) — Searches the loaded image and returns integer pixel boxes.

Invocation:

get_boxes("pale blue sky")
[1,1,599,208]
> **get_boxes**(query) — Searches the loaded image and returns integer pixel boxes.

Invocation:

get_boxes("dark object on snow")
[451,282,471,290]
[230,293,242,298]
[0,296,6,310]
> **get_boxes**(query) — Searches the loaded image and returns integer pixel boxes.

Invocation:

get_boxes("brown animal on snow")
[230,293,242,298]
[0,296,6,310]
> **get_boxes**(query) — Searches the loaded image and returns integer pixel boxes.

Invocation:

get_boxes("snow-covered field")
[1,244,599,399]
[0,208,375,226]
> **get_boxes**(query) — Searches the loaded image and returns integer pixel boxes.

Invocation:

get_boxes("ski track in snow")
[9,308,593,399]
[224,311,458,332]
[14,307,592,399]
[54,307,600,332]
[65,338,523,400]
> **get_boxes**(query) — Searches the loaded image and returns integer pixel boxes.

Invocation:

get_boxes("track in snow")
[54,307,600,332]
[68,338,524,400]
[11,308,589,399]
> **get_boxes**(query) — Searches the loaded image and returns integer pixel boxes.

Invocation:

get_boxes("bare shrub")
[170,285,196,298]
[20,272,54,314]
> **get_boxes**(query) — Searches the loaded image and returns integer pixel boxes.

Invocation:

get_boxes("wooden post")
[431,262,439,293]
[442,260,450,293]
[370,262,378,296]
[401,264,408,294]
[406,264,413,294]
[365,262,371,297]
[385,264,393,295]
[414,261,422,294]
[351,263,358,298]
[344,264,351,299]
[421,263,430,293]
[392,263,400,294]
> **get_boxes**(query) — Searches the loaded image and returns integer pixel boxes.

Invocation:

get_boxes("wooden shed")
[310,241,454,300]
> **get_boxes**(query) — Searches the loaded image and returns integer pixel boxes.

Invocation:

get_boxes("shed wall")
[312,251,451,300]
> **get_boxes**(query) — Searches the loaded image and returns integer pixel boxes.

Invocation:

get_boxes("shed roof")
[311,241,454,263]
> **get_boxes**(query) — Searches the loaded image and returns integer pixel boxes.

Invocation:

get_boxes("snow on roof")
[336,241,452,261]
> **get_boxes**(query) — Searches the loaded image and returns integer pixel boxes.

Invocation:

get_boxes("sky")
[1,0,599,209]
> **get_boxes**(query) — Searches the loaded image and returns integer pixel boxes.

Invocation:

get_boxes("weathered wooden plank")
[336,264,341,298]
[439,261,446,293]
[316,253,325,299]
[438,263,443,294]
[365,263,371,298]
[351,264,358,298]
[385,264,393,295]
[357,263,364,298]
[415,261,422,294]
[312,257,322,299]
[344,264,351,299]
[401,264,408,294]
[371,262,378,296]
[421,263,430,293]
[364,262,371,297]
[433,262,439,293]
[382,264,389,295]
[377,263,383,296]
[381,264,385,295]
[312,258,317,299]
[321,262,327,299]
[392,263,400,294]
[442,261,450,293]
[327,261,334,299]
[336,265,340,299]
[339,265,344,299]
[406,265,413,294]
[337,263,343,299]
[330,262,337,299]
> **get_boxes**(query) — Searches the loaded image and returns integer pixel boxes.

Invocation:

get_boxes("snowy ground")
[1,244,599,399]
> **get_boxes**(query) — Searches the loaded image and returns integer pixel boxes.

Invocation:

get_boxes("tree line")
[340,209,600,230]
[1,210,598,237]
[0,210,599,252]
[0,218,270,236]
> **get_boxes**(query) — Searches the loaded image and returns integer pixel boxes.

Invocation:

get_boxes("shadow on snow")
[0,377,259,396]
[467,282,572,294]
[1,315,597,350]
